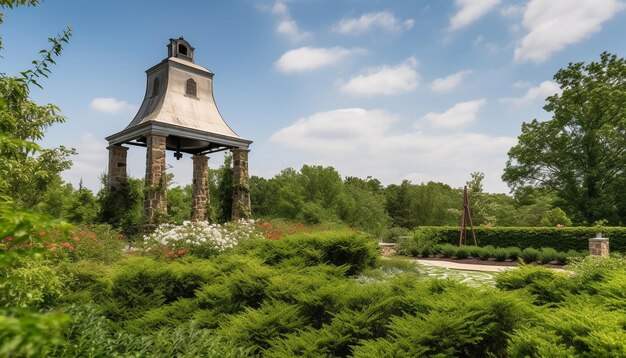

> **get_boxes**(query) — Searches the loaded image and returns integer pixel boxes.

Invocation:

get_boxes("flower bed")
[142,220,262,259]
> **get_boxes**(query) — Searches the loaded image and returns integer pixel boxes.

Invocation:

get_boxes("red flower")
[39,231,46,236]
[60,242,75,250]
[72,237,80,242]
[4,236,13,242]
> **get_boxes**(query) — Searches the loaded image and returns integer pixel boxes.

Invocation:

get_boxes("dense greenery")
[400,226,626,252]
[503,52,626,225]
[5,218,626,356]
[399,241,584,265]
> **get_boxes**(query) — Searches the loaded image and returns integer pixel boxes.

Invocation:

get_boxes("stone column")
[106,145,128,191]
[589,236,609,257]
[144,133,168,226]
[191,154,209,221]
[231,148,251,220]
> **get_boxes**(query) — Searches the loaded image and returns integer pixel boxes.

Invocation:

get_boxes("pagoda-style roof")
[106,37,251,155]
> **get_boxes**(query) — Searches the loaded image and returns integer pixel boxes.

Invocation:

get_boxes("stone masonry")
[231,148,251,220]
[191,154,209,221]
[589,237,609,257]
[106,145,128,191]
[144,133,168,225]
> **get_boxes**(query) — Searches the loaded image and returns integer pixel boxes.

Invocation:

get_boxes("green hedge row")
[410,226,626,252]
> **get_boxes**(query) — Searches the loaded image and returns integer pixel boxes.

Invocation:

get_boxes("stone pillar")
[144,133,168,226]
[191,154,209,221]
[589,236,609,257]
[106,145,128,191]
[231,148,251,220]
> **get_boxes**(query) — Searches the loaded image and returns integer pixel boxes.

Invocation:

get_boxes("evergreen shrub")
[404,226,626,252]
[521,248,541,263]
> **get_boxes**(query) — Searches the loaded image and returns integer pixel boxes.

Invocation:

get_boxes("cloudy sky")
[2,0,625,193]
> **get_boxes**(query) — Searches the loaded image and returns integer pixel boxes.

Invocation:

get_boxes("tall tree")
[503,52,626,225]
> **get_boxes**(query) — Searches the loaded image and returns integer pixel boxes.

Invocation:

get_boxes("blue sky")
[2,0,625,193]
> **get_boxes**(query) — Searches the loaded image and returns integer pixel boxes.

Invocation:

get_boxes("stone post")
[106,145,128,191]
[144,133,168,226]
[589,235,609,257]
[191,154,209,221]
[231,148,251,220]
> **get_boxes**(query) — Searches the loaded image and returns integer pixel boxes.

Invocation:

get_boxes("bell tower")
[105,37,252,227]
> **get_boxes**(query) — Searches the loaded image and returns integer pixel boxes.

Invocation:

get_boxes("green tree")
[167,184,192,224]
[210,154,233,223]
[65,180,99,223]
[503,52,626,225]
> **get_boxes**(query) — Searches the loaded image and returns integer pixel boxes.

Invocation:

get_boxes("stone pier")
[191,154,209,221]
[231,148,251,220]
[589,236,609,257]
[144,133,168,225]
[106,145,128,191]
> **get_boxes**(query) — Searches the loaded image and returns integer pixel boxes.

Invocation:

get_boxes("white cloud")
[499,80,560,106]
[271,108,398,152]
[272,1,288,15]
[333,11,414,35]
[422,99,486,128]
[500,4,524,17]
[513,80,531,88]
[514,0,625,63]
[89,97,135,114]
[341,57,419,96]
[430,70,473,92]
[269,0,311,43]
[270,108,515,192]
[276,19,312,42]
[450,0,501,31]
[276,46,364,73]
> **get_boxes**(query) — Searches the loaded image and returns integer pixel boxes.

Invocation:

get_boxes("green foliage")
[0,308,68,357]
[539,247,558,264]
[0,25,73,207]
[97,177,143,235]
[239,230,379,275]
[455,245,469,259]
[166,184,192,224]
[439,243,456,258]
[521,247,541,263]
[404,226,626,252]
[503,52,626,225]
[493,247,509,261]
[219,301,306,355]
[1,256,63,308]
[496,265,574,305]
[210,154,233,223]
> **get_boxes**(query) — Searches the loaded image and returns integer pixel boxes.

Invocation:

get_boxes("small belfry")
[105,37,252,226]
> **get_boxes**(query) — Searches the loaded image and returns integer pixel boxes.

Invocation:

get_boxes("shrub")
[440,244,456,258]
[218,301,305,355]
[402,226,626,252]
[521,248,540,263]
[455,246,469,259]
[239,230,379,276]
[420,245,433,258]
[506,247,523,261]
[539,248,559,264]
[495,265,574,305]
[1,257,64,308]
[478,245,495,260]
[555,251,569,265]
[467,245,482,258]
[493,248,509,262]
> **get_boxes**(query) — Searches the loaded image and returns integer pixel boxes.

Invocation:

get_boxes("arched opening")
[185,78,197,97]
[178,44,188,56]
[151,77,160,97]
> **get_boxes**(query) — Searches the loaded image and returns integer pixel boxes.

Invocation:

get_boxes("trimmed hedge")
[411,226,626,252]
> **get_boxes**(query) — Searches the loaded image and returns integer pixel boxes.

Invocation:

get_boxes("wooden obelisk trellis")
[459,185,477,246]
